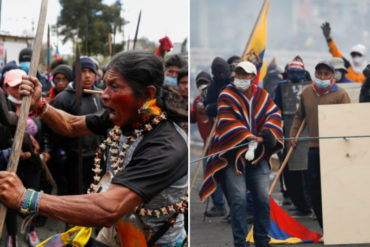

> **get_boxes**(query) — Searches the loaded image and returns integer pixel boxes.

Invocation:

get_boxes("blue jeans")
[218,158,270,247]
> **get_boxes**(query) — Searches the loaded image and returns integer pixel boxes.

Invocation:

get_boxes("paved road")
[189,141,370,247]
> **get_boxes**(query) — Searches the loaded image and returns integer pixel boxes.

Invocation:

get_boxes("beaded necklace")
[88,112,166,194]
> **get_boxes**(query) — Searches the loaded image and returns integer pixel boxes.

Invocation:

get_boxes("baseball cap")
[4,69,27,87]
[235,61,257,75]
[315,60,335,73]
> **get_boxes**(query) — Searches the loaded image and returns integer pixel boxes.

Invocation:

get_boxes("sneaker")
[6,235,18,247]
[26,230,41,247]
[204,206,227,217]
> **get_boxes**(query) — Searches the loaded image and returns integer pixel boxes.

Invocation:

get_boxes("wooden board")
[318,103,370,245]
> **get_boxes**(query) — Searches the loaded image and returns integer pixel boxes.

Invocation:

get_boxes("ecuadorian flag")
[246,1,269,84]
[246,197,322,244]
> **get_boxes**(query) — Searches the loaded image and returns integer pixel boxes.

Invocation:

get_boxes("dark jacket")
[51,83,104,157]
[204,57,231,118]
[359,77,370,102]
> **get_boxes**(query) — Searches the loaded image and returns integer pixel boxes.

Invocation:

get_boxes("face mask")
[164,76,178,87]
[7,94,22,105]
[334,71,342,81]
[352,56,365,67]
[315,77,331,89]
[233,78,251,91]
[19,62,30,73]
[287,72,305,83]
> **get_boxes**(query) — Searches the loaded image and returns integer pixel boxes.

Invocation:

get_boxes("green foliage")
[57,0,125,56]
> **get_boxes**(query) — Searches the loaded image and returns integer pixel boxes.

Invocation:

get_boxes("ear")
[144,85,157,100]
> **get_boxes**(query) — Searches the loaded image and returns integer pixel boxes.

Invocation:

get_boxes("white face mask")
[233,78,251,91]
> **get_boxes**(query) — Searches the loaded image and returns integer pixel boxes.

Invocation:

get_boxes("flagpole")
[241,0,268,60]
[269,119,306,196]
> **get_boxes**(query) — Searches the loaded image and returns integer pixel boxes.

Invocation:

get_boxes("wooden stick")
[0,0,48,235]
[83,89,103,95]
[190,121,216,193]
[269,119,306,196]
[241,0,268,60]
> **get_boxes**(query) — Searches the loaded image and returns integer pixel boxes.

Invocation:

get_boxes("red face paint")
[102,69,144,126]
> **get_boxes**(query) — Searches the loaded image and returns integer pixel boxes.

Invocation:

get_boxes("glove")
[259,129,277,155]
[321,22,332,41]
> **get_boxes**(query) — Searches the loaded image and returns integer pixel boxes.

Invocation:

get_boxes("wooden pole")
[269,119,306,196]
[190,121,216,193]
[241,0,268,60]
[75,45,83,195]
[0,0,48,235]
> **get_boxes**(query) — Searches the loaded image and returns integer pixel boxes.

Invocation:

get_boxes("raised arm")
[19,75,93,137]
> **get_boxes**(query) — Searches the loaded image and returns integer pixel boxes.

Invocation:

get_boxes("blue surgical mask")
[164,76,178,87]
[19,62,30,73]
[315,77,331,89]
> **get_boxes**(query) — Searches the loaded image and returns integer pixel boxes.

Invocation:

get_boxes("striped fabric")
[199,85,283,201]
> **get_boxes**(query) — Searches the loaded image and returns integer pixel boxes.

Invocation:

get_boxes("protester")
[50,57,104,195]
[321,22,367,83]
[202,57,231,217]
[190,71,212,143]
[0,51,188,247]
[330,57,352,83]
[177,67,188,105]
[204,57,231,119]
[359,63,370,102]
[163,54,186,88]
[200,61,284,247]
[289,60,351,229]
[46,64,73,102]
[18,48,51,94]
[1,68,44,246]
[273,57,312,216]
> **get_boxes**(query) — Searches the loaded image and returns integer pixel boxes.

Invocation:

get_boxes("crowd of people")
[0,49,188,247]
[192,21,369,247]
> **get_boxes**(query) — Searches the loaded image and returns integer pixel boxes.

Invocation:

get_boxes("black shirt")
[85,110,188,203]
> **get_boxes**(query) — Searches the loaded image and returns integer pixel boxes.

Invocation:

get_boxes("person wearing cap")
[330,57,352,83]
[321,22,368,83]
[289,60,351,229]
[0,51,187,246]
[272,56,313,217]
[47,64,73,102]
[51,57,104,196]
[2,68,44,247]
[18,48,51,94]
[200,61,283,247]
